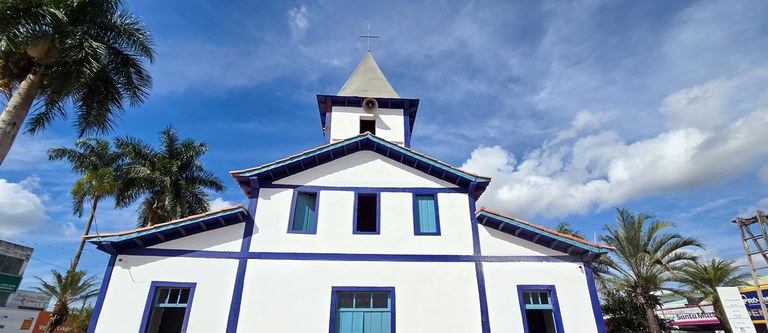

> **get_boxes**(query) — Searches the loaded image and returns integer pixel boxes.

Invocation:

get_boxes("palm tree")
[554,220,586,239]
[34,269,99,333]
[69,305,94,333]
[48,138,122,272]
[599,208,702,333]
[115,125,226,227]
[0,0,155,165]
[675,259,750,333]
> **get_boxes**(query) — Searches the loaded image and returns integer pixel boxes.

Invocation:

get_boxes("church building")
[86,52,612,333]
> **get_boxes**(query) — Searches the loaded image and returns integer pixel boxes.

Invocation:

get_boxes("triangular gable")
[230,133,491,199]
[86,205,250,254]
[475,208,613,259]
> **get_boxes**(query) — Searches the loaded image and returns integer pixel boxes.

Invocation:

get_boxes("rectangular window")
[518,286,564,333]
[141,283,195,333]
[355,194,378,234]
[359,119,376,135]
[331,287,394,333]
[413,194,440,235]
[289,191,318,233]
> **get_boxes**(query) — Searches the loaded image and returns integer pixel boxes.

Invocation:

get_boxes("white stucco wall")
[149,223,244,251]
[274,151,457,188]
[329,106,405,144]
[237,260,482,333]
[93,255,239,333]
[250,189,474,255]
[478,225,566,257]
[483,261,599,332]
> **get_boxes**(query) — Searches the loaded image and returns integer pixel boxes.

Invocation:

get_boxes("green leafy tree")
[599,208,702,333]
[602,289,652,333]
[48,138,122,271]
[674,258,750,333]
[69,305,93,333]
[0,0,155,165]
[34,269,99,333]
[115,125,226,227]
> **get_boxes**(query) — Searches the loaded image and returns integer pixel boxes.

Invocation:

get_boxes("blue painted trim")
[353,192,380,234]
[467,183,491,333]
[517,285,565,333]
[475,261,491,333]
[138,281,197,333]
[584,263,608,333]
[476,210,610,255]
[324,111,332,144]
[87,255,116,333]
[403,107,411,148]
[286,190,320,234]
[412,193,441,236]
[226,190,259,333]
[264,184,466,194]
[329,286,396,333]
[115,247,583,263]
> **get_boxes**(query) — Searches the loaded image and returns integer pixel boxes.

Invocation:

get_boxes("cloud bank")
[464,74,768,218]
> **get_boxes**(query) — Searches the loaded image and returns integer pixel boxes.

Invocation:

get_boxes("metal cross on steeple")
[358,24,379,52]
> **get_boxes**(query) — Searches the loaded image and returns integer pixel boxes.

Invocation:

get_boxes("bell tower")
[316,52,419,147]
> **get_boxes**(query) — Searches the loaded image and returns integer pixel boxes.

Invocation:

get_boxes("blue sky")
[2,0,768,289]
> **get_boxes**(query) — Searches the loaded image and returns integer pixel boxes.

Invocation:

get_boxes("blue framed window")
[329,287,395,333]
[518,285,564,333]
[413,194,440,235]
[288,191,319,233]
[354,193,379,234]
[140,282,196,333]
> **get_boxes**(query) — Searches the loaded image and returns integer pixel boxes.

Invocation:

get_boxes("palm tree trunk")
[69,198,98,273]
[46,300,69,333]
[713,300,732,333]
[0,68,44,166]
[644,304,662,333]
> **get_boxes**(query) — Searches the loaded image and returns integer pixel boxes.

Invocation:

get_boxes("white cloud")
[61,221,78,237]
[287,5,310,41]
[0,177,48,236]
[464,74,768,218]
[209,197,235,211]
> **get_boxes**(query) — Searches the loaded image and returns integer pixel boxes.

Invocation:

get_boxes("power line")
[29,256,68,271]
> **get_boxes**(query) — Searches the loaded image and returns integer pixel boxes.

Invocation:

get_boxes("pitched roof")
[86,205,250,253]
[338,52,399,98]
[230,133,491,199]
[475,208,614,257]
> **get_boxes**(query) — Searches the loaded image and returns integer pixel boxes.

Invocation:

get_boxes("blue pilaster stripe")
[585,263,607,333]
[87,255,117,333]
[468,183,491,333]
[226,193,260,333]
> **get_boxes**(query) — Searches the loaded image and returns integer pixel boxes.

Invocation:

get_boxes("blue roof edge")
[87,206,249,250]
[230,134,491,198]
[475,210,612,256]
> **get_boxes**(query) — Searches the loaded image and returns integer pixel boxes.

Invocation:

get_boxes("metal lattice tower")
[734,210,768,320]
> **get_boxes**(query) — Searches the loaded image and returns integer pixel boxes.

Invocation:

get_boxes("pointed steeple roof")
[338,52,399,98]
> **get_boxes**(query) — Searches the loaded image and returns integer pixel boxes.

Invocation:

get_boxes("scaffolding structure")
[734,210,768,322]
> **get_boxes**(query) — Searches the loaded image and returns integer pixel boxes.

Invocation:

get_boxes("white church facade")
[86,52,612,333]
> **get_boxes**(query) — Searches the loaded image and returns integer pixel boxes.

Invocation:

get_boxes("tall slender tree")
[115,125,226,227]
[0,0,155,165]
[34,269,99,333]
[599,208,702,333]
[48,138,122,272]
[675,259,750,333]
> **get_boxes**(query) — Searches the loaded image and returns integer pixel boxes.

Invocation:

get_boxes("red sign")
[31,311,77,333]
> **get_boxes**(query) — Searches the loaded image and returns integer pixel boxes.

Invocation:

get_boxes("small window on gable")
[355,194,378,234]
[290,192,318,233]
[143,285,194,333]
[414,194,439,235]
[359,118,376,135]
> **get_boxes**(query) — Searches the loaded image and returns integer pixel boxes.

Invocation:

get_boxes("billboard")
[0,272,22,293]
[655,304,719,326]
[740,286,768,323]
[7,290,51,310]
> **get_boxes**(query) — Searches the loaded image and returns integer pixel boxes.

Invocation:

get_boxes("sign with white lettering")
[655,305,719,326]
[718,287,758,333]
